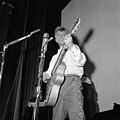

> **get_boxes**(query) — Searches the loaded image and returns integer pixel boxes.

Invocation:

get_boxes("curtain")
[0,0,68,120]
[12,45,25,120]
[0,0,29,120]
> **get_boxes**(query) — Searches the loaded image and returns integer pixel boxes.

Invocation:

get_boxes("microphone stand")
[32,36,49,120]
[0,29,40,88]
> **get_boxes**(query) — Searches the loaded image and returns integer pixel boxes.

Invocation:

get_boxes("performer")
[43,26,87,120]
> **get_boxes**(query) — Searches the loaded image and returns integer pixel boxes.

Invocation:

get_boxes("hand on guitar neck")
[64,34,73,49]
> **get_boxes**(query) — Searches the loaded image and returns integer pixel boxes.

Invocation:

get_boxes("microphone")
[43,33,49,39]
[45,37,53,44]
[42,33,49,52]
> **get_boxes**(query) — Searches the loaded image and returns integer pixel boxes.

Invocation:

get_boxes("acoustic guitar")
[45,18,81,107]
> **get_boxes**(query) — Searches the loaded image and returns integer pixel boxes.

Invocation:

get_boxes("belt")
[65,74,81,78]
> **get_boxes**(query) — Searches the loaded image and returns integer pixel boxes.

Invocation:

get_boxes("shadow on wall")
[72,28,99,120]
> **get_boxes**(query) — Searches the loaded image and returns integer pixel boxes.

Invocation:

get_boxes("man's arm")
[69,44,87,66]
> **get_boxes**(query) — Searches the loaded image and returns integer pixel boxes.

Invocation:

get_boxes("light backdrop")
[61,0,120,112]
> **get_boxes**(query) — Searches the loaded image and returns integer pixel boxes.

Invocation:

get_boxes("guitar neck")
[51,44,66,75]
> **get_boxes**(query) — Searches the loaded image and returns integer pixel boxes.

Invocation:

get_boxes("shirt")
[45,44,86,78]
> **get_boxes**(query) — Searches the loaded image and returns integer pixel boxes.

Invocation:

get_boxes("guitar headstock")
[69,17,81,34]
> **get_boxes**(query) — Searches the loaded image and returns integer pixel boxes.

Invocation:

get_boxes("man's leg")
[52,94,67,120]
[64,77,85,120]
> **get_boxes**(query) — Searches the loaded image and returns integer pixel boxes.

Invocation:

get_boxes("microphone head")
[43,33,49,38]
[42,33,49,51]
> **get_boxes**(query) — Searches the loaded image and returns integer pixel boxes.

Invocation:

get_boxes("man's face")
[55,31,66,46]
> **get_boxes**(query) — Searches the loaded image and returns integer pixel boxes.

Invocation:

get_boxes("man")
[43,26,87,120]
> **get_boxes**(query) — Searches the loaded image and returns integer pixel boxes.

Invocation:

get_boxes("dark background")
[0,0,71,120]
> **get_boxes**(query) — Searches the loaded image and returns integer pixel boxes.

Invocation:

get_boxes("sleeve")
[79,52,87,66]
[70,44,87,66]
[44,55,57,77]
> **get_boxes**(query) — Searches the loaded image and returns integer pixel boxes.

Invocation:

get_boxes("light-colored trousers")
[52,75,85,120]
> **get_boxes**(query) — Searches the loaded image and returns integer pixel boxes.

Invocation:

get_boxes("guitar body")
[46,62,66,106]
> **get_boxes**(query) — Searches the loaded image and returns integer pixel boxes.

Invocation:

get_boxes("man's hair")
[55,26,69,34]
